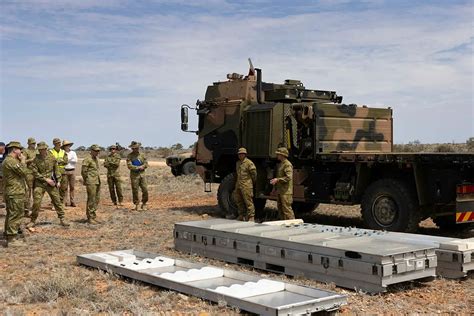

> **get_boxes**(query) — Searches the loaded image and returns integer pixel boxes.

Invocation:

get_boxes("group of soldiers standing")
[233,147,295,222]
[1,139,149,247]
[1,138,294,247]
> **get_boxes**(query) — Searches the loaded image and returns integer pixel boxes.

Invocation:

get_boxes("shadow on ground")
[168,205,221,216]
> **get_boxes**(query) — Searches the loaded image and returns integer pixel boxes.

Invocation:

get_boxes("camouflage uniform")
[50,138,68,202]
[81,145,101,221]
[273,148,295,220]
[30,142,66,224]
[23,137,37,213]
[104,147,123,205]
[2,142,28,241]
[0,142,6,209]
[232,148,257,221]
[126,142,148,210]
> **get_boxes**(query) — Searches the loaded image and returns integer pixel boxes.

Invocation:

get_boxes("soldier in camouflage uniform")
[50,138,68,202]
[2,141,28,247]
[126,141,148,211]
[81,145,101,224]
[23,137,37,215]
[270,147,295,220]
[28,142,70,227]
[0,141,6,209]
[104,145,123,207]
[232,148,257,221]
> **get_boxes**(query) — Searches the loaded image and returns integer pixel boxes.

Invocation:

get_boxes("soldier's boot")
[59,218,70,227]
[132,204,139,211]
[6,236,26,248]
[26,220,37,228]
[118,202,123,207]
[87,218,100,225]
[247,216,255,222]
[141,204,148,211]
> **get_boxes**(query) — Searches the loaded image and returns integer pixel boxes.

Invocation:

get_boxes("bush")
[22,270,97,304]
[467,138,474,152]
[434,144,455,152]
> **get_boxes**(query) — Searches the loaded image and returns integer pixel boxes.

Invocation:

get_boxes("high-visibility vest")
[50,149,66,169]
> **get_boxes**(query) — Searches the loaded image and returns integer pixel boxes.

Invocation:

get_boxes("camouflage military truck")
[180,61,474,232]
[166,151,196,176]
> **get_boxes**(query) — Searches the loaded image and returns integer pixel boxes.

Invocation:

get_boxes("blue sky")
[1,0,472,147]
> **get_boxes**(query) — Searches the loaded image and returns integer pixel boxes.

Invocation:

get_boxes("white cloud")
[1,1,473,144]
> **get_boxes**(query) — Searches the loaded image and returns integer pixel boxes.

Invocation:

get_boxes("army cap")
[109,144,117,150]
[275,147,289,157]
[90,144,101,151]
[238,147,247,155]
[52,138,61,145]
[128,141,141,149]
[37,141,48,150]
[62,140,74,148]
[7,141,23,150]
[27,137,36,145]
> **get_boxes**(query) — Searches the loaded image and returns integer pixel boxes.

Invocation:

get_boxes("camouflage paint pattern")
[187,65,393,186]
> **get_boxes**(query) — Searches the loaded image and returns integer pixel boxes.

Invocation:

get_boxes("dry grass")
[1,160,473,315]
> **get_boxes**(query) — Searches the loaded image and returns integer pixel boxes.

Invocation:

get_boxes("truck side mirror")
[181,105,189,131]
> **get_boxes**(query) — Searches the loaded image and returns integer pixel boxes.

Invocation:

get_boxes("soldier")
[81,145,101,224]
[126,141,148,211]
[28,142,70,227]
[104,145,123,207]
[0,141,6,209]
[61,140,77,207]
[50,138,68,202]
[232,147,257,221]
[270,147,295,220]
[23,137,37,215]
[2,141,28,247]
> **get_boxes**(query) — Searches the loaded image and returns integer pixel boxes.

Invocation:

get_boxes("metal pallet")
[174,219,438,293]
[77,249,347,315]
[258,221,474,279]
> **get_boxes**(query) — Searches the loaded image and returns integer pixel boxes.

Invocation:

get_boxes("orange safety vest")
[50,148,66,169]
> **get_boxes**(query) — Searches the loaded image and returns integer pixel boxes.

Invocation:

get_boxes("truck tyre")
[217,173,238,218]
[171,168,180,177]
[182,161,196,175]
[292,201,319,215]
[361,179,420,232]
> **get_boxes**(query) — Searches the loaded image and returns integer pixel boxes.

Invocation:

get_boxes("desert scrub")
[21,269,98,304]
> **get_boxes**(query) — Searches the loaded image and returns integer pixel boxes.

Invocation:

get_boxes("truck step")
[77,249,347,315]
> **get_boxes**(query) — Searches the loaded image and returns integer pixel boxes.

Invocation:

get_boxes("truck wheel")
[217,173,238,218]
[292,202,319,215]
[182,161,196,175]
[171,168,180,177]
[361,179,419,232]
